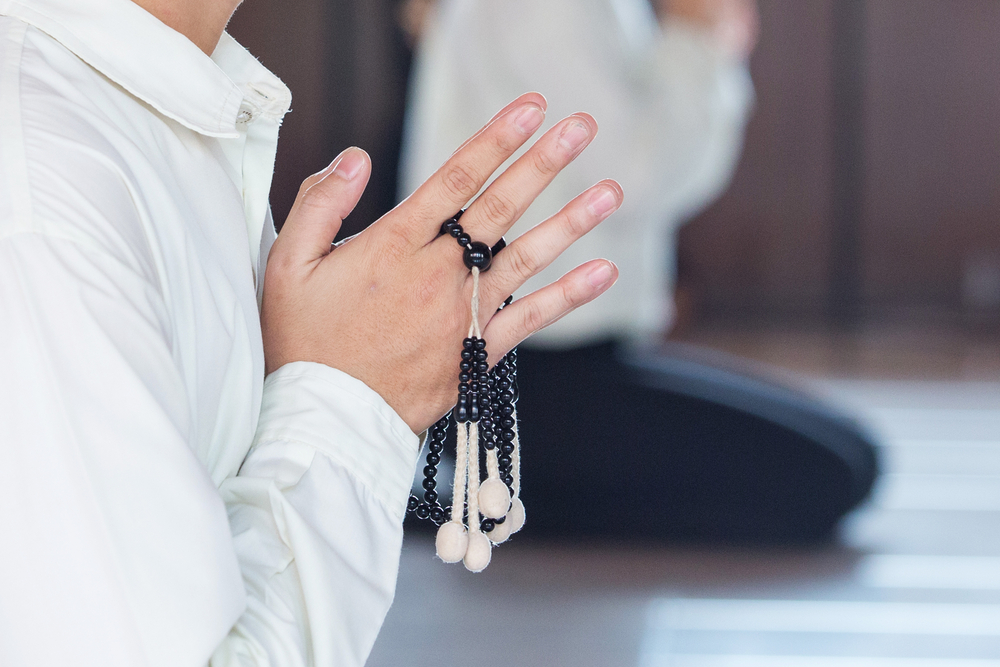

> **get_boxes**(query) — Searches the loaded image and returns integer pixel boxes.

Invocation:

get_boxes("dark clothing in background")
[514,342,879,543]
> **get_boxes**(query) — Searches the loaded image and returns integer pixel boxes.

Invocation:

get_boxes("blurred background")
[231,0,1000,664]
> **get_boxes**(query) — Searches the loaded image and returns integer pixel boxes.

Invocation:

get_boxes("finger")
[480,180,623,307]
[274,147,371,266]
[482,259,619,363]
[459,113,598,243]
[401,93,547,243]
[451,92,549,156]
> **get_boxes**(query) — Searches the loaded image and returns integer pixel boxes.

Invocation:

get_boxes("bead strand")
[407,212,524,570]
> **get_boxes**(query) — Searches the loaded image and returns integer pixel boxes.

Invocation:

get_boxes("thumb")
[277,147,372,264]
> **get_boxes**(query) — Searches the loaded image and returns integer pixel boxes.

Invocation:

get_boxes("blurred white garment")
[0,1,418,665]
[401,0,754,346]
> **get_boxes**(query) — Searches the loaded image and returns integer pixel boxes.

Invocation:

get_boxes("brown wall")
[681,0,1000,327]
[678,0,838,322]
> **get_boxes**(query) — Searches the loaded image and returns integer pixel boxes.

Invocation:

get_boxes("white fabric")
[400,0,754,346]
[0,2,420,666]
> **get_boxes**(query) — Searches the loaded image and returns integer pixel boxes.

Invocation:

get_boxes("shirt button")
[236,102,254,125]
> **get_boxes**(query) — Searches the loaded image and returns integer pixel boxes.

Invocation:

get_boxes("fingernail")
[333,149,365,180]
[558,120,591,152]
[514,104,545,134]
[587,187,619,219]
[587,262,615,289]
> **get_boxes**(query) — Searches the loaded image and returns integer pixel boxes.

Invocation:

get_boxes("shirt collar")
[0,0,291,138]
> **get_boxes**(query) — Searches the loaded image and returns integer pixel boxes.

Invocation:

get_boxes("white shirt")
[0,1,419,665]
[401,0,754,346]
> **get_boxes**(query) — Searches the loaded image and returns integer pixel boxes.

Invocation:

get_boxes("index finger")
[399,93,548,245]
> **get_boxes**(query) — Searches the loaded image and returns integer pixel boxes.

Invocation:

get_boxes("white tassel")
[463,420,492,571]
[436,421,469,563]
[479,449,510,519]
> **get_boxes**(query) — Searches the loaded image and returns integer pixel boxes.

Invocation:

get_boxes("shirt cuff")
[251,361,421,522]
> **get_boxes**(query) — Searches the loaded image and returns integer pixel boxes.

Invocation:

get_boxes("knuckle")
[563,206,591,237]
[413,266,448,308]
[263,249,296,289]
[491,127,522,155]
[300,181,337,212]
[559,278,584,308]
[380,222,413,257]
[505,241,540,279]
[441,162,480,201]
[479,191,518,224]
[520,300,547,334]
[529,147,561,178]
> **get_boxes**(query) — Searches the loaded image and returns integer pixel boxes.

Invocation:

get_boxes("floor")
[367,328,1000,666]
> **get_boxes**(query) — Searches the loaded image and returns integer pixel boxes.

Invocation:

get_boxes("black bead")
[474,350,487,361]
[491,237,507,257]
[484,439,496,450]
[458,384,469,394]
[501,443,514,455]
[502,473,514,486]
[463,338,475,350]
[461,351,473,363]
[481,518,496,532]
[494,515,506,525]
[457,232,472,247]
[497,365,509,378]
[416,504,431,520]
[437,415,451,429]
[501,404,515,416]
[407,496,419,512]
[430,506,446,524]
[470,403,479,421]
[424,489,438,504]
[502,429,515,442]
[498,454,512,468]
[501,390,515,402]
[429,441,444,454]
[440,220,458,236]
[463,241,493,271]
[501,416,515,429]
[476,362,489,373]
[422,478,437,491]
[459,372,470,383]
[449,223,464,238]
[427,452,441,465]
[474,339,487,351]
[456,406,468,422]
[423,465,438,478]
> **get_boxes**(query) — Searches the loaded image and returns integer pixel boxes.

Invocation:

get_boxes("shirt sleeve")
[213,364,420,667]
[0,235,419,667]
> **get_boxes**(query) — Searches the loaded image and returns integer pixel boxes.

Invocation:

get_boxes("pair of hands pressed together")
[261,93,623,434]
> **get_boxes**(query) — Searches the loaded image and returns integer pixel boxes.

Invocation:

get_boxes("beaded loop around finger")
[406,211,524,571]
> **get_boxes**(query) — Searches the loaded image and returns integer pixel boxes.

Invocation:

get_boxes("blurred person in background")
[401,0,879,542]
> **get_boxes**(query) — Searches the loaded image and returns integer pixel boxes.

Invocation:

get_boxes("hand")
[660,0,760,59]
[262,93,622,433]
